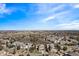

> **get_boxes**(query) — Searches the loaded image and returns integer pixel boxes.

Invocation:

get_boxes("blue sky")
[0,3,79,30]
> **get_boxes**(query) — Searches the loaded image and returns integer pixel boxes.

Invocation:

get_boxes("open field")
[0,30,79,56]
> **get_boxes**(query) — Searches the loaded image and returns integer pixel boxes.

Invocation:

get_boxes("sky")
[0,3,79,30]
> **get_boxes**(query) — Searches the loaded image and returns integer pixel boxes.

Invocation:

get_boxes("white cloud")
[41,10,69,23]
[41,16,55,23]
[0,3,13,16]
[74,5,79,8]
[48,4,66,13]
[71,4,79,8]
[0,3,5,10]
[54,20,79,30]
[36,4,65,14]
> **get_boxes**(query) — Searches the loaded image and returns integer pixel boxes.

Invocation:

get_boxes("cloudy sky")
[0,3,79,30]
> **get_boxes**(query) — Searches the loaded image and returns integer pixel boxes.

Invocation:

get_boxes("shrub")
[0,45,3,50]
[63,46,67,51]
[17,45,20,50]
[55,44,61,51]
[6,43,15,48]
